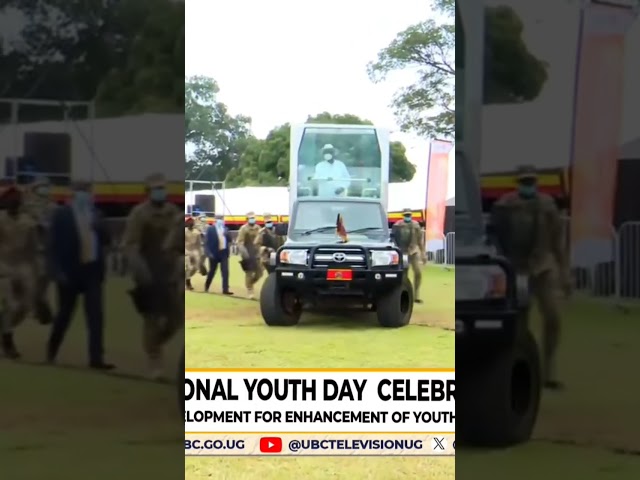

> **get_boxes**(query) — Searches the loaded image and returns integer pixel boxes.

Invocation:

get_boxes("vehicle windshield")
[296,127,382,200]
[455,152,484,244]
[290,201,386,239]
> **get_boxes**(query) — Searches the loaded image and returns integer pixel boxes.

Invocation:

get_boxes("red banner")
[569,1,635,266]
[425,140,453,241]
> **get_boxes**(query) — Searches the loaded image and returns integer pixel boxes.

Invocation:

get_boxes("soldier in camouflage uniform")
[196,215,209,275]
[122,173,183,379]
[0,187,38,358]
[22,176,57,324]
[184,217,202,290]
[165,211,186,303]
[255,213,284,272]
[392,208,426,303]
[236,211,262,299]
[491,165,571,390]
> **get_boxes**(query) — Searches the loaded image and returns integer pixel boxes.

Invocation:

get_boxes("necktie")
[217,227,225,251]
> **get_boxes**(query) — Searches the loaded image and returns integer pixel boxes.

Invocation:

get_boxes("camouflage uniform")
[0,187,38,358]
[196,215,209,274]
[184,218,203,290]
[22,177,57,324]
[236,211,262,298]
[491,165,570,388]
[254,213,284,270]
[392,208,426,303]
[122,173,183,379]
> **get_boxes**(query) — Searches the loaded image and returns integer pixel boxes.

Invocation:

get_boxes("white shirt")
[313,160,351,197]
[216,224,227,249]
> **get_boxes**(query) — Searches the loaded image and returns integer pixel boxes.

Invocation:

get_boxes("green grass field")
[185,261,455,479]
[460,298,640,479]
[1,278,183,480]
[4,257,639,479]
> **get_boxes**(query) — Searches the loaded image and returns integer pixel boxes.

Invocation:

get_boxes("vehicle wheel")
[260,273,302,326]
[177,348,185,415]
[376,278,413,328]
[458,330,541,447]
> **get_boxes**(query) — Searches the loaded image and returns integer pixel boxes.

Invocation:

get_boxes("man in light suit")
[204,213,233,295]
[46,181,114,370]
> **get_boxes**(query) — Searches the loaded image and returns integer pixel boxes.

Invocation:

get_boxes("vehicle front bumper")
[274,266,404,298]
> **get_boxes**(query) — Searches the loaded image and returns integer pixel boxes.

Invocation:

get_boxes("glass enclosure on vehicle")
[289,200,388,240]
[290,124,390,212]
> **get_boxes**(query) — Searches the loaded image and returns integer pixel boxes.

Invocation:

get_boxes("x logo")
[432,437,446,451]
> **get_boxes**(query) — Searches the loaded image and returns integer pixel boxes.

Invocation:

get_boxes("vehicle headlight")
[457,265,507,300]
[371,250,400,267]
[279,249,308,266]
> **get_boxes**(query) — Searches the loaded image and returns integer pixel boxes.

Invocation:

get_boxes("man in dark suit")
[46,181,114,370]
[204,213,233,295]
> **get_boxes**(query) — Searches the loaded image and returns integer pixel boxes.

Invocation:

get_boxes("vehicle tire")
[375,277,413,328]
[178,348,185,415]
[260,273,302,326]
[458,329,541,447]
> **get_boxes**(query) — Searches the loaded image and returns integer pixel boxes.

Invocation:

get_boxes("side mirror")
[275,223,288,236]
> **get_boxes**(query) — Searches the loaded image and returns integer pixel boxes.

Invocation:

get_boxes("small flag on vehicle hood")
[336,214,348,243]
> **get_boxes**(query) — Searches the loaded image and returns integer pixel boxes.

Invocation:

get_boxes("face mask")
[248,218,256,225]
[324,153,333,161]
[518,185,537,198]
[265,222,273,228]
[403,215,412,223]
[216,219,224,227]
[150,187,166,202]
[73,191,92,210]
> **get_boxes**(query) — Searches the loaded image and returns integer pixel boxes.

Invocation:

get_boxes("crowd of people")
[0,173,184,380]
[184,211,285,300]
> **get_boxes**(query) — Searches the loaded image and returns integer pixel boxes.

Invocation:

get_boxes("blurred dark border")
[1,1,184,478]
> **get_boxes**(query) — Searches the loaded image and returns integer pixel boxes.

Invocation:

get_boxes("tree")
[185,76,251,182]
[94,0,184,115]
[368,0,547,138]
[0,0,183,119]
[225,112,416,186]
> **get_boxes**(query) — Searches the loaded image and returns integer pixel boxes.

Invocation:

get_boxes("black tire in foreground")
[458,329,541,447]
[375,277,414,328]
[260,273,302,326]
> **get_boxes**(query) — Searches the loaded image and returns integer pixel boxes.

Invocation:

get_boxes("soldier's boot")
[1,333,20,359]
[185,279,194,291]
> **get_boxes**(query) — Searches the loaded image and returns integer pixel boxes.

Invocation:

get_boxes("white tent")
[186,180,429,216]
[0,113,184,182]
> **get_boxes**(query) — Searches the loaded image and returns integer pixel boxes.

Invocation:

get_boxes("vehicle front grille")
[311,247,367,268]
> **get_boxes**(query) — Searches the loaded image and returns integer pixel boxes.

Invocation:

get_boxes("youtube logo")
[259,436,283,453]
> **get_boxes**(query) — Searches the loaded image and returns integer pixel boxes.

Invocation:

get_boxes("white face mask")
[324,153,333,161]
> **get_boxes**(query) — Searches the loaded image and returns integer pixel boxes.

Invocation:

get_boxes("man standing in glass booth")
[312,144,351,197]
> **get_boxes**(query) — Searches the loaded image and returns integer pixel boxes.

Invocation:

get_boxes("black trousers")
[47,262,104,365]
[204,256,229,292]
